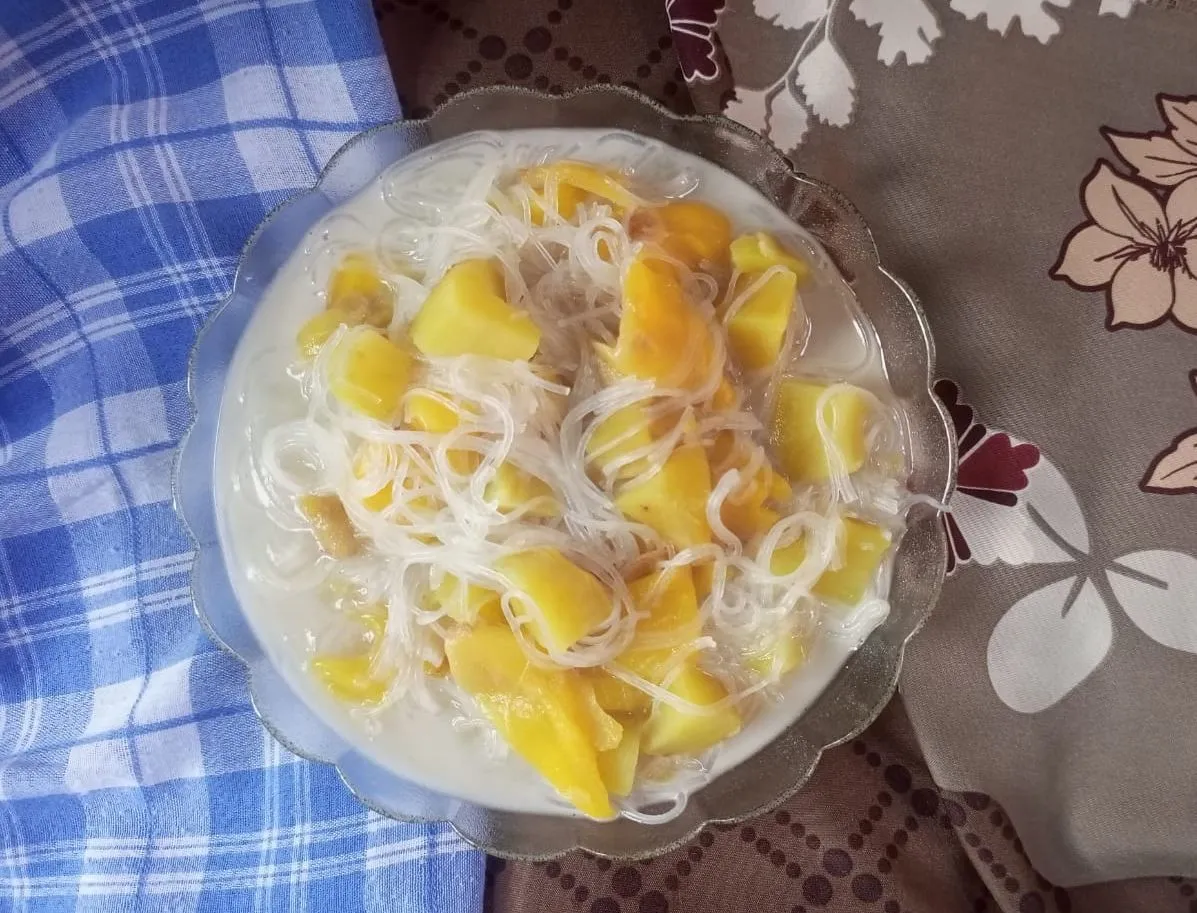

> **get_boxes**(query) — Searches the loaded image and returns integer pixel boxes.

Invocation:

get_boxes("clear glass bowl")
[174,86,957,859]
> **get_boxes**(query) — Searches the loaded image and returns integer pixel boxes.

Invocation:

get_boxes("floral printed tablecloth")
[372,0,1197,907]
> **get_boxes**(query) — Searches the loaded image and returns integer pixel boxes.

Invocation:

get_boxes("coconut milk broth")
[214,129,907,817]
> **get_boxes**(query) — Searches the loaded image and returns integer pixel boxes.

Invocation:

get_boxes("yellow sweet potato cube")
[579,680,625,752]
[613,256,714,390]
[329,329,413,422]
[484,463,558,519]
[614,445,712,549]
[310,655,387,705]
[815,518,891,605]
[526,178,587,225]
[328,254,395,328]
[598,718,643,797]
[495,549,612,652]
[769,538,808,576]
[588,669,653,715]
[726,267,799,371]
[522,161,641,212]
[403,390,464,433]
[627,564,701,645]
[768,518,891,604]
[432,574,504,625]
[296,256,395,358]
[296,309,349,358]
[747,631,808,679]
[729,232,810,281]
[632,201,732,270]
[445,625,613,819]
[641,664,741,756]
[410,259,541,361]
[586,404,656,480]
[771,379,870,483]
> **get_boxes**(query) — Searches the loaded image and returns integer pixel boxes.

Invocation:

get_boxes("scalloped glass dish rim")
[174,85,958,860]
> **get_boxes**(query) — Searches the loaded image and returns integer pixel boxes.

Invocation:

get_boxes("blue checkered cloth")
[0,1,483,910]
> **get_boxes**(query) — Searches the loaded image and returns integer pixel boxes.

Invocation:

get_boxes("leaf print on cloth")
[988,577,1114,713]
[725,0,1140,153]
[1107,550,1197,654]
[989,544,1197,713]
[1051,163,1197,333]
[753,0,827,30]
[948,0,1070,42]
[795,35,856,126]
[1105,95,1197,188]
[1141,371,1197,495]
[851,0,942,65]
[666,0,727,83]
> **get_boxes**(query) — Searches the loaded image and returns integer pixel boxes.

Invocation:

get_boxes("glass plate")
[174,85,957,859]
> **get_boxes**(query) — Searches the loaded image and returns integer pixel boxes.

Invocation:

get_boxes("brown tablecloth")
[374,0,1197,907]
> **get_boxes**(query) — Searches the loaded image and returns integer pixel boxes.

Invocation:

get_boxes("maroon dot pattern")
[853,873,883,901]
[612,866,641,897]
[822,849,852,877]
[802,875,833,906]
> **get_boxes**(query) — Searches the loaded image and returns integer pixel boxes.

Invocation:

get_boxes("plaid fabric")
[0,1,482,911]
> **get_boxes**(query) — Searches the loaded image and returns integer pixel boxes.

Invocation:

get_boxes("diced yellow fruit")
[632,201,732,270]
[495,549,612,652]
[311,655,387,705]
[642,664,741,756]
[445,625,613,819]
[444,449,482,476]
[329,329,413,422]
[768,519,891,604]
[403,390,465,433]
[352,441,397,512]
[772,379,870,482]
[579,680,624,752]
[586,404,655,480]
[769,538,807,576]
[484,463,559,518]
[360,485,392,512]
[705,430,738,472]
[729,232,810,281]
[298,494,358,557]
[619,645,690,684]
[627,564,701,645]
[692,561,715,602]
[523,161,641,212]
[527,179,587,225]
[816,518,891,605]
[410,259,541,361]
[726,267,798,371]
[747,631,808,678]
[296,309,349,358]
[712,377,739,410]
[433,574,503,625]
[598,719,643,797]
[614,445,712,549]
[589,669,653,715]
[352,449,441,517]
[770,473,793,503]
[613,256,714,390]
[328,254,395,328]
[722,501,781,543]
